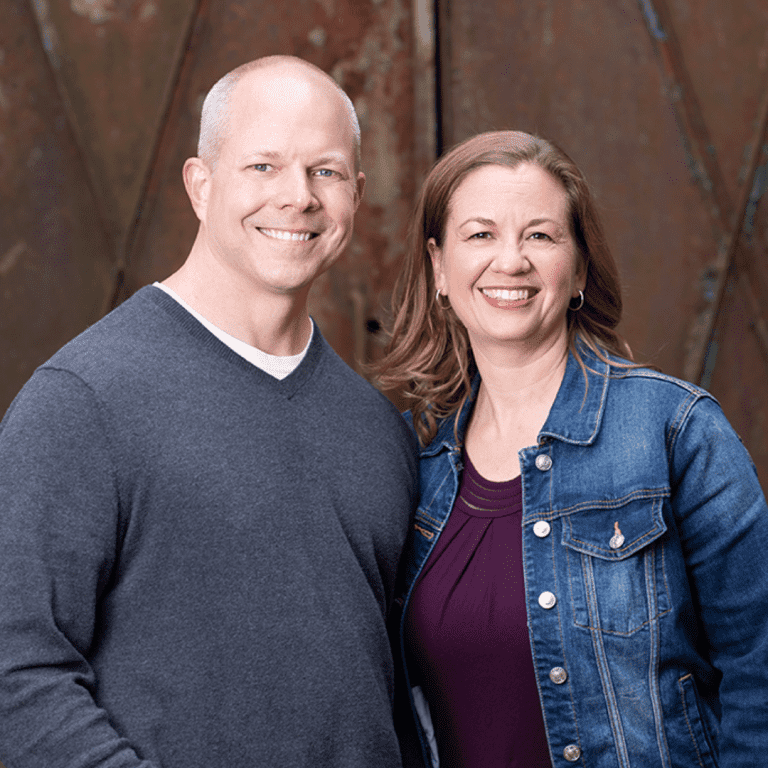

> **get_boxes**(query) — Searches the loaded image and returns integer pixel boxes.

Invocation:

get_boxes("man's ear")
[354,171,366,210]
[183,157,211,221]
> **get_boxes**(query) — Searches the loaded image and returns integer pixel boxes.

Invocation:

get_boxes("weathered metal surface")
[2,0,766,484]
[438,0,714,369]
[29,0,197,257]
[686,90,768,385]
[125,0,418,370]
[0,0,113,413]
[439,0,767,484]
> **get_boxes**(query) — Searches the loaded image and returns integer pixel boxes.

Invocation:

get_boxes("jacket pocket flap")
[562,493,667,560]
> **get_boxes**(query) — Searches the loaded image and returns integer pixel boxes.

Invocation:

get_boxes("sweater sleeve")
[670,395,768,767]
[0,369,155,768]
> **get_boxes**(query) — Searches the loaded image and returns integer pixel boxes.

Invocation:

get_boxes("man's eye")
[252,163,272,172]
[314,169,336,178]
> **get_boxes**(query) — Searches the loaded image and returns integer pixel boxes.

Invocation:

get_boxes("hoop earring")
[570,290,585,311]
[435,288,449,309]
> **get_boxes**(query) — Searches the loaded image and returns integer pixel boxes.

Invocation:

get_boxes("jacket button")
[538,591,556,609]
[533,520,551,538]
[549,667,567,684]
[563,744,581,761]
[535,454,553,471]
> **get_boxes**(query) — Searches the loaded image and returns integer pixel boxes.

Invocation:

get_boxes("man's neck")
[161,264,312,357]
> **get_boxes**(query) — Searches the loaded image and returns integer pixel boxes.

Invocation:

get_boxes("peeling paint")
[27,147,43,169]
[638,0,667,41]
[744,157,768,237]
[308,27,327,47]
[316,0,336,19]
[413,0,433,52]
[140,1,157,21]
[71,0,116,24]
[0,242,25,278]
[358,97,399,207]
[542,0,554,48]
[30,0,61,69]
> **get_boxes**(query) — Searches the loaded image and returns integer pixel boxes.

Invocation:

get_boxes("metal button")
[535,454,553,471]
[538,591,556,609]
[609,521,624,549]
[549,667,567,684]
[564,744,581,762]
[533,520,551,538]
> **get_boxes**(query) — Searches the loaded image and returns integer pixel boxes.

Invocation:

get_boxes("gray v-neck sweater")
[0,286,417,768]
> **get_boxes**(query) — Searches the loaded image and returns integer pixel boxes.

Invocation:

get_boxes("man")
[0,56,417,768]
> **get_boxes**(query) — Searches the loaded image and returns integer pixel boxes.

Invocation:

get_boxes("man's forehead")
[222,69,357,164]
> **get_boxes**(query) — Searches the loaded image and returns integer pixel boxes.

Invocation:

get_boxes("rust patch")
[70,0,115,24]
[0,242,26,277]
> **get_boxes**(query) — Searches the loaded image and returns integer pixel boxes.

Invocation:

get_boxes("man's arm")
[0,369,155,768]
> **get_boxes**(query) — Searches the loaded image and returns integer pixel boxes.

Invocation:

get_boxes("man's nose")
[275,166,318,211]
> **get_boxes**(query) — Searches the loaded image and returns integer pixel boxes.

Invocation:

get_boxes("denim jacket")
[397,348,768,768]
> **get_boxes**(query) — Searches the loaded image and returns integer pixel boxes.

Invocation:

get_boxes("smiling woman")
[377,131,768,768]
[427,163,585,360]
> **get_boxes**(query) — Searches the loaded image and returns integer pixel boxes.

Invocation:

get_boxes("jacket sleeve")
[0,369,155,768]
[670,394,768,766]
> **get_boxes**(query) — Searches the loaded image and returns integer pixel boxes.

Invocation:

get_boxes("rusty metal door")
[436,0,768,485]
[1,0,422,412]
[1,0,767,485]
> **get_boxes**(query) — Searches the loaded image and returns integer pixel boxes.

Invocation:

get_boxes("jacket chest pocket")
[562,495,671,636]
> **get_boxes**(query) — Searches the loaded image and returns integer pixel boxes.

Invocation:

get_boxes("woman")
[377,131,768,768]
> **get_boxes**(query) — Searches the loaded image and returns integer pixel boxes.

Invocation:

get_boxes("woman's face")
[429,163,585,357]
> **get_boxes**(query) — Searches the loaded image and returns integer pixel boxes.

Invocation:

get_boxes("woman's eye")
[529,231,552,241]
[468,232,492,240]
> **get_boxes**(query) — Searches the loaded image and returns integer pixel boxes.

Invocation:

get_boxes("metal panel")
[0,0,113,412]
[125,0,419,369]
[438,0,768,485]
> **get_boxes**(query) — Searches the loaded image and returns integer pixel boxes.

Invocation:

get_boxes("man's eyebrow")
[312,152,352,169]
[241,150,283,162]
[239,150,352,171]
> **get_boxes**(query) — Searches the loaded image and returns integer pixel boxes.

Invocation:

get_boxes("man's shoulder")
[43,286,173,380]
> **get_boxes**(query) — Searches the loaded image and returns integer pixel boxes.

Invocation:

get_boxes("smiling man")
[0,57,417,768]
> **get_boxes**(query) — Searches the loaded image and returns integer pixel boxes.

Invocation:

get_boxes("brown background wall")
[1,0,767,486]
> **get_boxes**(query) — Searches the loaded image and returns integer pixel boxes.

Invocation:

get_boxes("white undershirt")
[153,282,311,380]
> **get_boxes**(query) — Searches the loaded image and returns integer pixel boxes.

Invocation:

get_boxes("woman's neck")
[464,335,570,481]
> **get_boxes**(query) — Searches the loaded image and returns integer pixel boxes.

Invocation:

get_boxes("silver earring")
[570,290,585,311]
[435,288,441,303]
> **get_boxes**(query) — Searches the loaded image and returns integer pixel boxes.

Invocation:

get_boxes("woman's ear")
[182,157,211,222]
[427,238,446,294]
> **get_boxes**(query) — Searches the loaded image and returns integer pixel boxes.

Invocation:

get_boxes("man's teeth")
[482,288,530,301]
[260,228,314,242]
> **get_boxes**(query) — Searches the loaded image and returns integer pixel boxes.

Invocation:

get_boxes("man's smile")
[257,228,318,242]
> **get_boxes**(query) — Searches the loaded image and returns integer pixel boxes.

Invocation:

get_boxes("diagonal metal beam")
[637,0,768,383]
[106,0,208,314]
[691,93,768,385]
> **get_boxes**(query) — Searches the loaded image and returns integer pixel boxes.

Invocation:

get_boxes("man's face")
[193,65,364,298]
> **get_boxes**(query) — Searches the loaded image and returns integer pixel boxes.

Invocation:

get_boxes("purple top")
[404,450,552,767]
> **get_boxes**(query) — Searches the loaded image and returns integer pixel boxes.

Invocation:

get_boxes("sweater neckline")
[141,285,324,399]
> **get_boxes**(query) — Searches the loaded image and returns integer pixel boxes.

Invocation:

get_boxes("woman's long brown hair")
[373,131,633,447]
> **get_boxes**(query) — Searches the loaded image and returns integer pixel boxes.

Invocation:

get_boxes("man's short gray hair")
[197,57,361,173]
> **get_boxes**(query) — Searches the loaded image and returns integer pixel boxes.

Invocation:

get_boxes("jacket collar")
[421,345,610,456]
